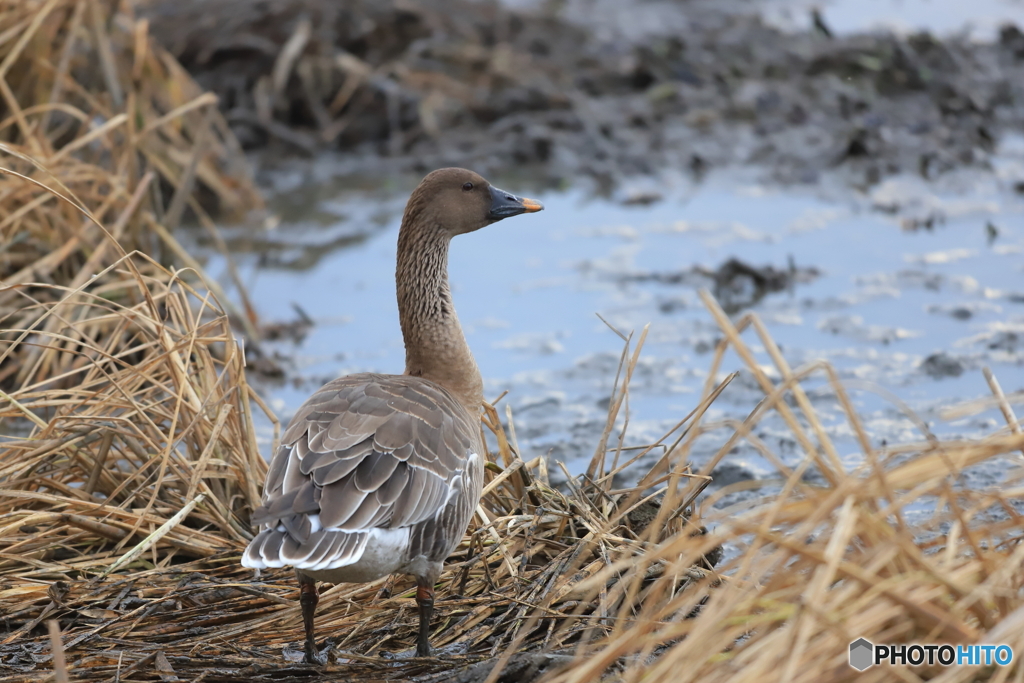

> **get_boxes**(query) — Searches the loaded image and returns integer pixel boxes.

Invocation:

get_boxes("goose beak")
[489,185,544,219]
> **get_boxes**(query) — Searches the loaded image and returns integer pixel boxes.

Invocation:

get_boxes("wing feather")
[337,490,389,530]
[319,476,370,528]
[281,513,311,543]
[259,531,281,566]
[297,449,337,475]
[376,462,409,506]
[300,531,337,568]
[245,373,480,573]
[312,455,363,486]
[354,450,400,492]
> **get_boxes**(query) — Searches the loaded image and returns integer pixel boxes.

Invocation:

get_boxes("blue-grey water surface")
[204,134,1024,494]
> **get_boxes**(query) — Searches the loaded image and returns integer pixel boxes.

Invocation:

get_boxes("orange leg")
[298,574,319,664]
[415,582,434,657]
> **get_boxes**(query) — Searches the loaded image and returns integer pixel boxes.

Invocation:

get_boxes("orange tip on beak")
[521,198,544,213]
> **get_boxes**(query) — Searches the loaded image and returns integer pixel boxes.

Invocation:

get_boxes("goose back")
[243,373,483,577]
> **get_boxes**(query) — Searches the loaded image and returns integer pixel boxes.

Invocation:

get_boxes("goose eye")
[462,182,474,191]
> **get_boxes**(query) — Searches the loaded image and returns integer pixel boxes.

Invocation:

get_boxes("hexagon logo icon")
[849,638,874,671]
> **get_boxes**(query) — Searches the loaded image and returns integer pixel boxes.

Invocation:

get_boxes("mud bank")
[143,0,1024,186]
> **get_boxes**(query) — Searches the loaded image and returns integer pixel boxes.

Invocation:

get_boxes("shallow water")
[762,0,1024,39]
[204,134,1024,494]
[506,0,1023,40]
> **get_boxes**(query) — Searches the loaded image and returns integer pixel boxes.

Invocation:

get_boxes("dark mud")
[622,256,821,313]
[144,0,1024,188]
[442,652,574,683]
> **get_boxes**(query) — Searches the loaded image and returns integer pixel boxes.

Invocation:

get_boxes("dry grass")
[541,292,1024,683]
[3,254,1022,682]
[1,2,728,679]
[0,0,263,380]
[0,250,267,562]
[0,277,726,680]
[0,247,270,616]
[2,2,1023,682]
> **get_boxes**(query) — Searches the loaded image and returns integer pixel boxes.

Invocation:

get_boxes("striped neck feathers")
[395,219,483,415]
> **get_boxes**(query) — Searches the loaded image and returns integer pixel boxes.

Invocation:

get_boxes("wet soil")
[143,0,1024,188]
[442,652,574,683]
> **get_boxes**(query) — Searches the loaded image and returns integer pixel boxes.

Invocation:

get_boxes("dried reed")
[539,291,1024,683]
[2,220,1022,683]
[0,0,264,381]
[0,273,723,680]
[0,239,268,562]
[2,4,1022,683]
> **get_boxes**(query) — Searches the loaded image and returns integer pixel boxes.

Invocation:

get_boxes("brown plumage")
[242,168,543,663]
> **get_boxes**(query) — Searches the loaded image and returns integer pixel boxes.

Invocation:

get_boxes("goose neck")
[396,224,483,414]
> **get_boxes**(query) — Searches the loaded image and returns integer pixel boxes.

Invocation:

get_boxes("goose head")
[406,167,543,237]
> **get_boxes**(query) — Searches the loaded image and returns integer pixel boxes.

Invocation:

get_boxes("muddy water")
[511,0,1024,40]
[203,132,1024,499]
[762,0,1024,39]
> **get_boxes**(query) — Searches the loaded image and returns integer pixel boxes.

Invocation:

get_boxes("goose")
[242,168,543,663]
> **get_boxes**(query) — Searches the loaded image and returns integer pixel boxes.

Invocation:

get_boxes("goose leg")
[415,581,434,657]
[298,573,320,664]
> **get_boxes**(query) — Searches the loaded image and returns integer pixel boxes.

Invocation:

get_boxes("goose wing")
[243,373,479,570]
